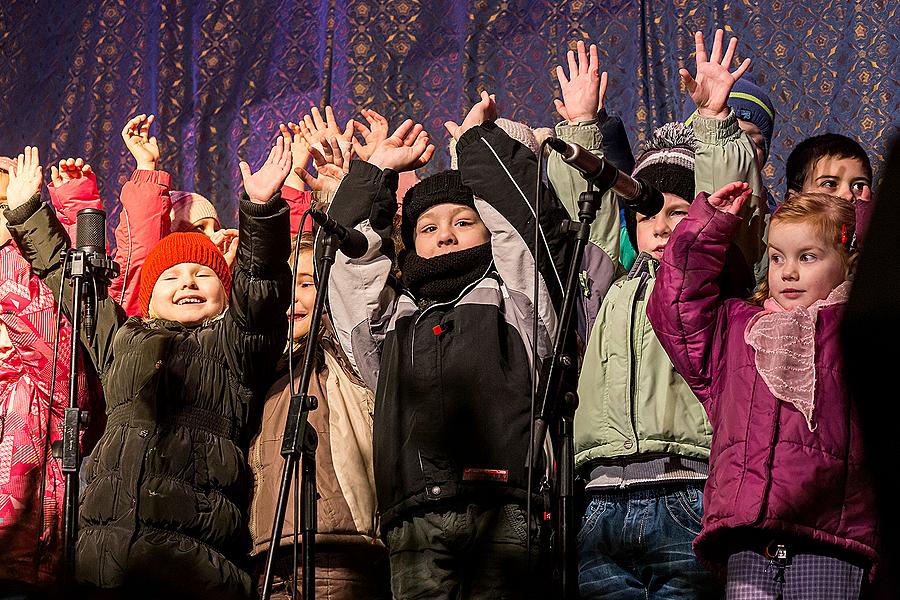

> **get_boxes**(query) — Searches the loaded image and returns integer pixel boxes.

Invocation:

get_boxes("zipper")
[627,271,650,450]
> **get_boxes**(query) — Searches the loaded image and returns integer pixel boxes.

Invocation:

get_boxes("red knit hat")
[139,232,233,317]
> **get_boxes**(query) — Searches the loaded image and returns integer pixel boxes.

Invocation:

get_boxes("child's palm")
[240,137,292,203]
[708,181,751,215]
[681,29,751,118]
[6,147,43,210]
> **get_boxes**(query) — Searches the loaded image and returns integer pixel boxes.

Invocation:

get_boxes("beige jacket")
[248,335,380,554]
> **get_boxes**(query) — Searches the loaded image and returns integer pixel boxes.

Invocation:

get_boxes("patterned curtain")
[1,0,897,225]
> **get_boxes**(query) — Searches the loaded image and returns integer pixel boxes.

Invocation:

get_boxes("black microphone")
[308,208,369,259]
[547,137,665,217]
[75,209,118,342]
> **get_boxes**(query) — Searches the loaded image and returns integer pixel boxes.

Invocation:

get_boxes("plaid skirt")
[726,548,864,600]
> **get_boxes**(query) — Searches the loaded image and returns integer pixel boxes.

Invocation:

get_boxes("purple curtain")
[1,0,897,225]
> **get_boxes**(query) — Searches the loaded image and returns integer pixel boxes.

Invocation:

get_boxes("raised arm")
[684,29,767,286]
[47,157,102,242]
[3,147,124,372]
[548,40,622,338]
[646,181,750,404]
[223,136,293,390]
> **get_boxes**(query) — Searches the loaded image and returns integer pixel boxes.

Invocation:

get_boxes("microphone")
[546,137,665,217]
[308,208,369,259]
[74,209,118,342]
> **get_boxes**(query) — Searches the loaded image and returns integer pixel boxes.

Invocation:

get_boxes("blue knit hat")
[728,78,775,157]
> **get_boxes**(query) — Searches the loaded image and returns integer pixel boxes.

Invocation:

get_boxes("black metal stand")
[260,234,339,600]
[529,186,604,599]
[60,250,87,587]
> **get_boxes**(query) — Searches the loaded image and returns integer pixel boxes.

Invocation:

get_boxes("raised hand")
[294,137,352,193]
[681,29,751,119]
[444,91,498,141]
[297,106,354,151]
[351,108,390,161]
[122,114,160,170]
[209,228,240,268]
[5,147,43,210]
[707,181,751,215]
[554,40,608,123]
[280,122,312,190]
[368,119,435,172]
[239,136,293,203]
[50,157,94,188]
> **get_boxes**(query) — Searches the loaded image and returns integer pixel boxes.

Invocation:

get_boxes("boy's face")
[737,119,767,171]
[801,156,870,202]
[635,193,692,261]
[413,203,490,259]
[192,217,220,238]
[149,262,227,325]
[766,220,847,310]
[288,250,316,341]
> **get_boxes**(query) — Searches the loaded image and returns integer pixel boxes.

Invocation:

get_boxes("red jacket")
[0,243,97,585]
[281,185,314,235]
[647,195,878,576]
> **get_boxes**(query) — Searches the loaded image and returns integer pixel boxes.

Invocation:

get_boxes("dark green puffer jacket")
[5,193,291,599]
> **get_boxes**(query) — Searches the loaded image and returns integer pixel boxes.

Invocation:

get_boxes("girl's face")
[635,193,692,261]
[413,203,490,259]
[149,262,227,325]
[192,217,220,238]
[766,221,848,310]
[802,156,870,202]
[288,250,316,341]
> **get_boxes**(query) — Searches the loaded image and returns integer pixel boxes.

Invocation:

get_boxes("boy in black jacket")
[325,93,568,599]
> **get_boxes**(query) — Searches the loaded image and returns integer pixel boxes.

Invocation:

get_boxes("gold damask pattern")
[0,1,897,223]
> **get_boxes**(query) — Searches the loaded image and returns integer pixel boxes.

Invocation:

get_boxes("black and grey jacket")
[326,123,569,529]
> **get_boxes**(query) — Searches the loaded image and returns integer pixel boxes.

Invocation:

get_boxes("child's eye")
[800,253,816,262]
[420,225,437,234]
[300,282,315,289]
[670,210,688,217]
[639,214,654,223]
[770,254,783,264]
[819,179,838,189]
[455,219,473,227]
[851,181,869,192]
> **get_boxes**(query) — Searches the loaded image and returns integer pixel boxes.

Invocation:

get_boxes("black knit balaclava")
[401,170,476,249]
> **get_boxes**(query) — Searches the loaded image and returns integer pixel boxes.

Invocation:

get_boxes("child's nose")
[438,226,457,245]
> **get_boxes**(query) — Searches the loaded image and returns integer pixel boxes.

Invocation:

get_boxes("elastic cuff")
[555,119,603,149]
[3,194,43,225]
[692,110,741,143]
[241,191,286,217]
[456,121,497,153]
[131,169,173,188]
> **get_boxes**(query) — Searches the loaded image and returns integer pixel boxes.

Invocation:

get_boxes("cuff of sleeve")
[555,119,603,149]
[694,191,743,233]
[241,192,287,217]
[3,194,43,225]
[692,109,740,144]
[352,159,398,192]
[456,121,498,154]
[131,169,172,188]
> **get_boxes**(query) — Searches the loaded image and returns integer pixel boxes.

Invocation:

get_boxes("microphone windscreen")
[75,208,107,253]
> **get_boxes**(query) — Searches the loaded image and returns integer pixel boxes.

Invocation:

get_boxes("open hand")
[554,40,608,123]
[294,137,352,193]
[368,120,435,172]
[5,147,43,210]
[707,181,751,215]
[209,228,239,268]
[50,157,94,188]
[122,114,160,170]
[239,136,293,203]
[280,122,312,190]
[352,108,390,161]
[298,106,354,150]
[444,91,498,141]
[681,29,751,119]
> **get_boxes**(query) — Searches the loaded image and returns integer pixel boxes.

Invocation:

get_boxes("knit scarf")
[400,242,493,305]
[743,281,851,431]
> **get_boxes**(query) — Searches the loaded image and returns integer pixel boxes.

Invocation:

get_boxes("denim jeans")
[577,482,722,600]
[386,502,544,600]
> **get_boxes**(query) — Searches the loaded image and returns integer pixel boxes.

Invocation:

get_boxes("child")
[785,133,872,202]
[324,101,567,598]
[647,184,878,598]
[247,232,389,600]
[3,142,293,599]
[1,155,99,592]
[548,40,718,599]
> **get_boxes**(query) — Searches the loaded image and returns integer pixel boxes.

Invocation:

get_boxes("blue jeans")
[578,482,722,600]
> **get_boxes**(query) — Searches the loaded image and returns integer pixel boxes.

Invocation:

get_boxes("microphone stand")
[528,182,605,600]
[261,233,339,600]
[58,247,118,586]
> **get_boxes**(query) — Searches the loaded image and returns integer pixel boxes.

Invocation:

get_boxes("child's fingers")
[555,65,569,86]
[566,49,578,79]
[710,28,724,64]
[392,119,415,141]
[694,31,707,65]
[354,120,373,137]
[599,71,609,105]
[553,99,569,121]
[732,57,751,80]
[722,36,738,67]
[302,114,316,135]
[403,123,424,146]
[443,121,459,138]
[679,69,697,94]
[588,43,599,75]
[308,145,327,167]
[74,157,84,169]
[238,161,252,182]
[324,105,336,128]
[311,107,326,130]
[418,144,436,166]
[295,166,317,188]
[342,119,354,140]
[82,164,93,174]
[50,165,59,183]
[576,40,588,75]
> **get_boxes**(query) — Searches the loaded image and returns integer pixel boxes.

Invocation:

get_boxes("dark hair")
[785,133,872,195]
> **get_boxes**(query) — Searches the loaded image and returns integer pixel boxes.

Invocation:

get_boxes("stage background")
[1,0,898,225]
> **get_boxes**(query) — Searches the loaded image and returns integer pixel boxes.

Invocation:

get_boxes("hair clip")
[841,224,849,246]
